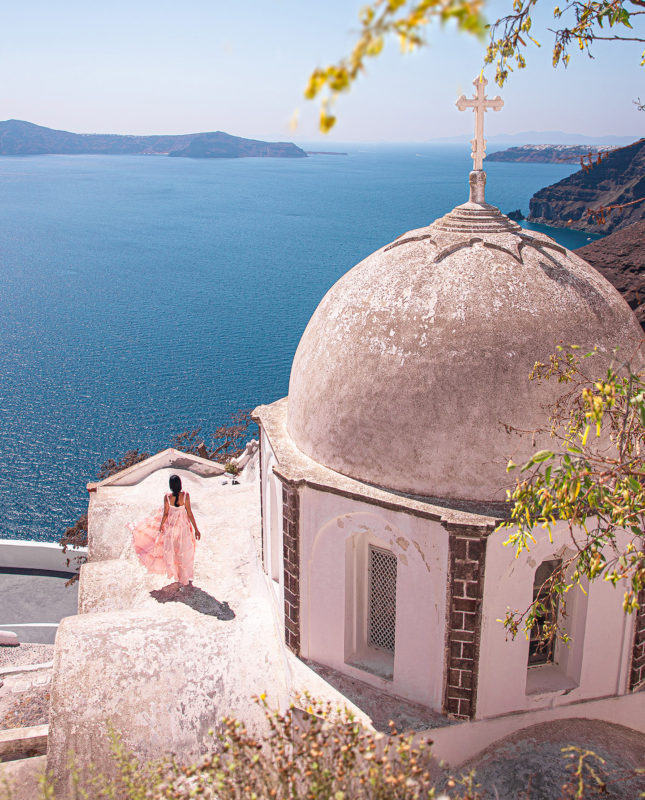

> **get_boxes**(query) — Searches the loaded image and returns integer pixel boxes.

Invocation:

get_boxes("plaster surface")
[254,398,498,528]
[298,486,450,710]
[257,409,640,724]
[287,203,642,502]
[477,523,636,719]
[45,449,645,793]
[0,755,47,800]
[428,692,645,767]
[47,461,291,791]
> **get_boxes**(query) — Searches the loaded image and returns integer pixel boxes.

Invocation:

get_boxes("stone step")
[0,724,48,763]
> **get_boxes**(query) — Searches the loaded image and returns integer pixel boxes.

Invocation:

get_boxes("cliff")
[528,138,645,234]
[487,144,616,163]
[575,220,645,330]
[0,120,307,159]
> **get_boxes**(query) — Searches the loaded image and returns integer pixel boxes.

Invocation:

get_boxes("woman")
[129,474,202,587]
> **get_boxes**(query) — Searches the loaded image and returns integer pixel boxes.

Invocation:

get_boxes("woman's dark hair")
[169,474,182,507]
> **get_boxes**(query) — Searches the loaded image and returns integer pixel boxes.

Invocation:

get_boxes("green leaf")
[638,402,645,428]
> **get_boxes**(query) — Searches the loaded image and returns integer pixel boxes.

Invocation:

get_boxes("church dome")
[287,173,642,504]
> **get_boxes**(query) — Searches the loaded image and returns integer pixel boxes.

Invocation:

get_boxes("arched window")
[528,558,561,667]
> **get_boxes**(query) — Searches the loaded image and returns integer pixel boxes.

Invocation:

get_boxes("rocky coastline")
[574,220,645,330]
[528,139,645,234]
[487,144,616,163]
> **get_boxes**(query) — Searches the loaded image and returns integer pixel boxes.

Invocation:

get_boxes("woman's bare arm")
[185,493,201,540]
[159,494,169,532]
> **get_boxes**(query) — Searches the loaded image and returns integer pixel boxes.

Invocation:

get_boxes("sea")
[0,145,597,543]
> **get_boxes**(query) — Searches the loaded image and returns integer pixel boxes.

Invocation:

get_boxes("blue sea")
[0,145,595,542]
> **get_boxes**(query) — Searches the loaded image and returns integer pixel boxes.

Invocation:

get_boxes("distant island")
[487,144,617,163]
[0,120,307,159]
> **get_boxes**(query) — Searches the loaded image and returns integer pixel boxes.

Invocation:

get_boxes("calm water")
[0,146,593,542]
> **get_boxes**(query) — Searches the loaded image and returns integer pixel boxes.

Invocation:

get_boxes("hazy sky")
[2,0,643,141]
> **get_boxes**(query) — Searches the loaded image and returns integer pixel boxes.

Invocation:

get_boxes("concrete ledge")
[87,448,225,490]
[0,725,48,763]
[428,691,645,766]
[0,624,60,645]
[0,540,86,574]
[0,662,53,678]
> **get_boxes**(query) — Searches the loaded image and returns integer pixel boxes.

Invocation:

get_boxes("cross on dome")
[456,76,503,172]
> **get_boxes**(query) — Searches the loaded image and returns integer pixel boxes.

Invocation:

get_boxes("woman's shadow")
[150,583,235,621]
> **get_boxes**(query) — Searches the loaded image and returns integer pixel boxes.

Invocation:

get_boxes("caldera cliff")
[574,220,645,331]
[528,138,645,234]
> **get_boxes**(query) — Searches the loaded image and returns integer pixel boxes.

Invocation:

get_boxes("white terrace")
[47,447,441,793]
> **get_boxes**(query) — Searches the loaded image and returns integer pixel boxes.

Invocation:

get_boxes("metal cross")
[456,76,503,171]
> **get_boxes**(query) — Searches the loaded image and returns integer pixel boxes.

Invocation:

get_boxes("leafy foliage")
[305,0,487,132]
[486,0,645,87]
[97,450,151,481]
[499,344,645,644]
[172,409,254,463]
[587,193,645,224]
[305,0,645,131]
[59,513,89,585]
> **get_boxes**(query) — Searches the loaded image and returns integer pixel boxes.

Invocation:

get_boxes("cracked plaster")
[286,203,642,502]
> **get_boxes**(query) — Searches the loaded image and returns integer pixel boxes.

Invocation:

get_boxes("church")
[45,77,645,789]
[253,77,644,720]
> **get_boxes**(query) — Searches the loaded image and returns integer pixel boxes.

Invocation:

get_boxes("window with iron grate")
[367,545,397,654]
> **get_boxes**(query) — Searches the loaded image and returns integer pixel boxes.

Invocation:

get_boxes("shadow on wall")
[150,584,235,621]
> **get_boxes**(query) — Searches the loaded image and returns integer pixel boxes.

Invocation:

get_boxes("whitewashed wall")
[299,486,449,710]
[260,430,284,597]
[477,521,635,719]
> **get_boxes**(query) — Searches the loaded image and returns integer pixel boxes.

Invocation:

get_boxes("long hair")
[169,474,182,507]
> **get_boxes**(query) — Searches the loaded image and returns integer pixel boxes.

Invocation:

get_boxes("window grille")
[528,558,561,667]
[367,545,397,654]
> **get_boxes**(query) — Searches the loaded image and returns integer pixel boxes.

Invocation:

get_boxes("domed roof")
[287,175,642,504]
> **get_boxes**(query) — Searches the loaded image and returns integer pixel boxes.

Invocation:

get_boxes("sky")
[2,0,643,142]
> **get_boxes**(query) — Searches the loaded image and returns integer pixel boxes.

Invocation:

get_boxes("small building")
[253,166,644,722]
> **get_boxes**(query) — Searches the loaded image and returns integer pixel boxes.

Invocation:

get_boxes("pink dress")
[128,493,196,585]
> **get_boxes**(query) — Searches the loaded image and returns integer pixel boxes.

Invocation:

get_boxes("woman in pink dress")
[129,474,202,587]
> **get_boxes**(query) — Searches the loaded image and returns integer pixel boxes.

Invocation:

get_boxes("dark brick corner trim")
[442,523,488,719]
[629,589,645,690]
[282,482,301,655]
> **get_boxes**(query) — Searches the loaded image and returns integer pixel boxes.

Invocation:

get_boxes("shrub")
[4,698,644,799]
